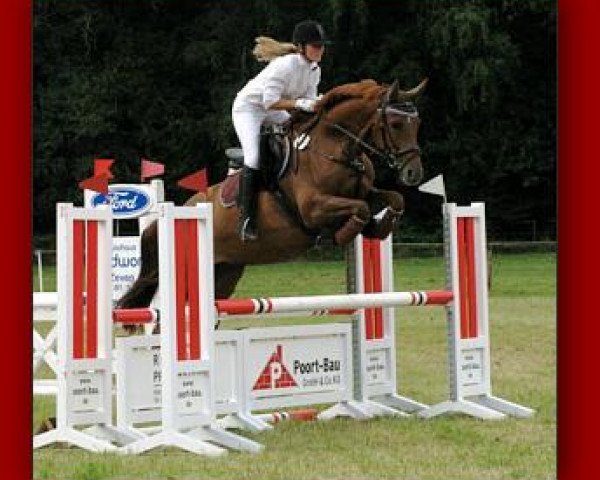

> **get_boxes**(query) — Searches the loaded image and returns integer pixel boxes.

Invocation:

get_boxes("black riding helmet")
[292,20,332,46]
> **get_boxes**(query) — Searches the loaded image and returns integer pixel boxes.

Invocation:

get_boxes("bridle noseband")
[317,101,421,177]
[367,101,421,173]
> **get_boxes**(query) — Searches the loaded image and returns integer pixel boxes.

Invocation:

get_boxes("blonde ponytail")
[252,36,298,63]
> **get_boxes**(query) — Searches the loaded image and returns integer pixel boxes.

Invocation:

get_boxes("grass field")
[33,252,556,480]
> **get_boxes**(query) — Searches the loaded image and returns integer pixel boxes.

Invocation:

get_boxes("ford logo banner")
[91,187,152,218]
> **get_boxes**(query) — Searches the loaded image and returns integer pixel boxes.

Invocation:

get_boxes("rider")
[232,20,330,242]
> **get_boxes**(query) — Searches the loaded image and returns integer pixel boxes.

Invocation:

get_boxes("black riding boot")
[238,166,260,242]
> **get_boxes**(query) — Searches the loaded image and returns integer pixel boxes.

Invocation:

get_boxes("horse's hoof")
[334,215,366,246]
[35,416,56,434]
[376,207,402,234]
[363,207,403,239]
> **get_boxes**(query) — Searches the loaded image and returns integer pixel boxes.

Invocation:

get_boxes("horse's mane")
[315,80,388,122]
[291,80,388,131]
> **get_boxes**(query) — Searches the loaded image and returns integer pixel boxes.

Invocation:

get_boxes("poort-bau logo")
[252,345,298,390]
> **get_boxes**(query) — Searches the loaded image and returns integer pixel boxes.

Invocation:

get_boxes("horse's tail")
[116,219,159,310]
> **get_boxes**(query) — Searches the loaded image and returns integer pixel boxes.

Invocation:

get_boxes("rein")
[308,102,421,176]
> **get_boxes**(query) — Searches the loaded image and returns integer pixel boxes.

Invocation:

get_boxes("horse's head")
[313,78,427,192]
[365,79,427,189]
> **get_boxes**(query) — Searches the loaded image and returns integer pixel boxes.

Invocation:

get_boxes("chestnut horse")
[117,78,427,318]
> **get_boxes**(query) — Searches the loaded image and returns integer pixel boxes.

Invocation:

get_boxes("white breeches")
[232,108,290,169]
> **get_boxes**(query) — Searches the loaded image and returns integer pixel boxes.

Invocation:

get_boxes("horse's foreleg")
[116,220,160,334]
[334,215,368,245]
[362,189,405,239]
[215,263,246,299]
[298,194,371,246]
[213,262,246,330]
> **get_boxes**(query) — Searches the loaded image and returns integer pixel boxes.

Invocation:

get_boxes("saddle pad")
[219,171,241,208]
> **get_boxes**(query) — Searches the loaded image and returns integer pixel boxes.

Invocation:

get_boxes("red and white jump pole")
[113,290,452,323]
[215,290,452,315]
[113,308,158,324]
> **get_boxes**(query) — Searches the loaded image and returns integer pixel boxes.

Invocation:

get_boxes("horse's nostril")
[413,168,423,184]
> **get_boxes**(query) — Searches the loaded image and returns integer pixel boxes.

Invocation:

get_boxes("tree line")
[33,0,556,241]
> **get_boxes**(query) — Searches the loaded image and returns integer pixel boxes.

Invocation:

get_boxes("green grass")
[33,253,556,480]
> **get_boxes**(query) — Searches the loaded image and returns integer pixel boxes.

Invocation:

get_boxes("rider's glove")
[295,98,317,113]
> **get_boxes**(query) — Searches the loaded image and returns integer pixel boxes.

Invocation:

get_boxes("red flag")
[94,158,115,180]
[140,158,165,181]
[79,173,109,195]
[177,169,208,193]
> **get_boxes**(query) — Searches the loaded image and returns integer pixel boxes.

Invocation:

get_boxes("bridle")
[370,100,421,173]
[311,99,421,181]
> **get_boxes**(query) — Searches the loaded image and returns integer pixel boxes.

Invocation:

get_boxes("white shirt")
[233,53,320,112]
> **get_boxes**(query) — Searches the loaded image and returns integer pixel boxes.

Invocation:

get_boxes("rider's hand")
[295,98,317,113]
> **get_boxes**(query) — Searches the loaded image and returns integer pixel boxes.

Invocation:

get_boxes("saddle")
[219,125,293,208]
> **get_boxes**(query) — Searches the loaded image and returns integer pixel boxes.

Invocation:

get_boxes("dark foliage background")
[33,0,556,242]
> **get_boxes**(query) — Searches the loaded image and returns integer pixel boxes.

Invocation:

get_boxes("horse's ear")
[396,77,428,102]
[383,80,399,104]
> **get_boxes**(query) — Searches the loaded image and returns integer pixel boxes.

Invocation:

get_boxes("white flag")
[418,174,446,200]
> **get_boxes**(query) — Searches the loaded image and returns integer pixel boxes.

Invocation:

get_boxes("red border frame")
[557,0,600,477]
[1,0,32,478]
[2,1,596,478]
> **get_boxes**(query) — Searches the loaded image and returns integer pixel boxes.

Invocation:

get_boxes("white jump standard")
[34,204,138,452]
[417,202,534,419]
[34,203,262,455]
[119,203,262,455]
[33,180,165,396]
[345,235,431,419]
